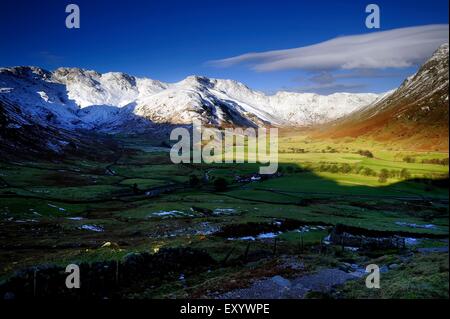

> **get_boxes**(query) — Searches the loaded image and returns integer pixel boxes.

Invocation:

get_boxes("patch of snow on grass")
[80,224,104,232]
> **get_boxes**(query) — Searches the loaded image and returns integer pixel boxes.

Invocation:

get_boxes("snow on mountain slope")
[53,68,168,108]
[0,66,379,132]
[0,67,83,127]
[134,76,278,127]
[209,79,379,125]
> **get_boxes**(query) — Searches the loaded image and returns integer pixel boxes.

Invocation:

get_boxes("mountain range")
[0,66,379,131]
[0,43,448,156]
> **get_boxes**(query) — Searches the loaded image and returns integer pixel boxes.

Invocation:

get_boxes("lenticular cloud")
[209,24,449,71]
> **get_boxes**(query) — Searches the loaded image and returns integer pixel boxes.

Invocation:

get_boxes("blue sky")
[0,0,448,94]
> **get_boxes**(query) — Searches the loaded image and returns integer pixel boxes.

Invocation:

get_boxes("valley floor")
[0,134,448,299]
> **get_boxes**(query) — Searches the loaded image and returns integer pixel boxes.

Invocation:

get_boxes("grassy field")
[0,133,448,298]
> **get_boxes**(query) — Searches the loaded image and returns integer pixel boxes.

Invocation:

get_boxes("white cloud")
[209,25,449,71]
[291,83,368,95]
[307,70,403,85]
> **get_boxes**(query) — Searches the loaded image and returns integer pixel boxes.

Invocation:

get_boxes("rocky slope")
[316,43,449,150]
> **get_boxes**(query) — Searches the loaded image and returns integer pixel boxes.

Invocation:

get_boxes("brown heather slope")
[312,43,449,151]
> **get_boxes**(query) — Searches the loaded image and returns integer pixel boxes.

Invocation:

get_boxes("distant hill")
[313,43,449,151]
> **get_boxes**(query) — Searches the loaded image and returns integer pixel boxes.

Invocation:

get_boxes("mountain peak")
[427,42,449,64]
[178,75,213,88]
[0,66,52,80]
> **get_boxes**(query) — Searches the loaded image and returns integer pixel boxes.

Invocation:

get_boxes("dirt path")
[217,268,365,299]
[217,245,449,299]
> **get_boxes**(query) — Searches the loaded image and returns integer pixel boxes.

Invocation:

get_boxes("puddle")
[235,174,263,183]
[14,219,38,223]
[154,222,219,238]
[219,219,332,242]
[195,222,219,235]
[404,237,421,246]
[48,204,66,212]
[293,225,327,233]
[218,220,330,240]
[150,210,194,218]
[30,189,50,194]
[28,209,41,216]
[79,224,104,232]
[228,232,282,241]
[67,217,84,221]
[256,232,279,239]
[395,222,436,230]
[213,208,237,215]
[228,227,329,241]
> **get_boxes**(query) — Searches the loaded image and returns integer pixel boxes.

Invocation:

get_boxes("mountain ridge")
[0,66,379,132]
[1,43,448,157]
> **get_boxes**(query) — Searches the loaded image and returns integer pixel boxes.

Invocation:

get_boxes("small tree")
[340,163,352,174]
[400,168,411,180]
[363,167,374,176]
[330,164,339,173]
[378,169,389,183]
[403,156,416,163]
[358,150,374,158]
[132,183,139,194]
[389,169,398,178]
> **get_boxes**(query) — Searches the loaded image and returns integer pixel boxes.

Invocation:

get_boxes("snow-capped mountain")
[0,66,378,132]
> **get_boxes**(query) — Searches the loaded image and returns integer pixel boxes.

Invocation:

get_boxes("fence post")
[33,269,37,297]
[244,242,251,261]
[115,260,119,285]
[301,232,304,253]
[222,247,235,265]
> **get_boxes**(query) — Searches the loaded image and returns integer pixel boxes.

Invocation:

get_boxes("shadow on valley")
[0,137,448,299]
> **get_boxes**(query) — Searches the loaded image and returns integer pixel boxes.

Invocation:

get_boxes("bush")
[362,167,376,176]
[389,170,399,178]
[189,174,200,187]
[213,177,228,192]
[378,169,389,183]
[421,158,449,166]
[358,150,374,158]
[340,163,352,174]
[288,147,306,153]
[400,168,412,180]
[330,165,339,173]
[403,156,416,163]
